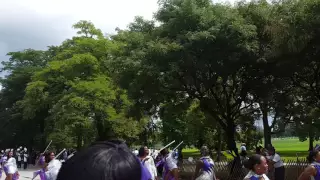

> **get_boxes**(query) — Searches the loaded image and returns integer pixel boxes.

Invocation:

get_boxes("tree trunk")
[309,123,314,151]
[95,113,107,141]
[261,105,272,148]
[95,113,115,141]
[76,132,83,150]
[39,118,46,150]
[216,127,222,162]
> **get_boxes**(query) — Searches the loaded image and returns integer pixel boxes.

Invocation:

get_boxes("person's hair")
[45,151,54,163]
[243,154,263,171]
[307,150,319,163]
[200,146,209,156]
[160,148,169,156]
[57,140,141,180]
[267,146,276,155]
[138,146,146,157]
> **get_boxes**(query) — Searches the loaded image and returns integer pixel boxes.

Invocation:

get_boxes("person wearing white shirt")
[4,151,19,180]
[138,146,157,180]
[134,149,139,156]
[16,150,21,169]
[243,154,269,180]
[160,149,179,180]
[23,151,28,170]
[267,146,285,180]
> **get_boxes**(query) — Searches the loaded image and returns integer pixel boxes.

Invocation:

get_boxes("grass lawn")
[182,138,319,160]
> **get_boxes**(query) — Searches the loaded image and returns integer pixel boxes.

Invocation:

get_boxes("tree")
[0,49,50,148]
[112,0,259,157]
[20,21,143,149]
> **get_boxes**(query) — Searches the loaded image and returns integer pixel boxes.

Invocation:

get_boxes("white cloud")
[0,0,159,38]
[0,0,236,63]
[0,0,160,73]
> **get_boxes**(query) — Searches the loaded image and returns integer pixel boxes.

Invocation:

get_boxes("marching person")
[298,144,320,180]
[160,148,179,180]
[4,150,20,180]
[267,146,285,180]
[32,153,47,180]
[192,146,217,180]
[243,154,269,180]
[45,151,62,180]
[138,146,158,180]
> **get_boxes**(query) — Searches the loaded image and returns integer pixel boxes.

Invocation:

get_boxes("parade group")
[0,140,320,180]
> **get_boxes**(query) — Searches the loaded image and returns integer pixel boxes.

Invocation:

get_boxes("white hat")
[5,149,10,153]
[24,147,27,152]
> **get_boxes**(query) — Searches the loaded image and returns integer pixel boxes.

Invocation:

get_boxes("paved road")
[1,168,41,180]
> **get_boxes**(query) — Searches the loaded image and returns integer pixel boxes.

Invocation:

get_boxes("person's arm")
[192,160,203,180]
[172,168,179,180]
[5,174,12,180]
[149,158,158,180]
[298,166,316,180]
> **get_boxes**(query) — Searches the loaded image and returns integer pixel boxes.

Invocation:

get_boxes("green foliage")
[2,0,320,152]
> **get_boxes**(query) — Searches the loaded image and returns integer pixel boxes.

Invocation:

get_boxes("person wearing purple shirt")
[298,144,320,180]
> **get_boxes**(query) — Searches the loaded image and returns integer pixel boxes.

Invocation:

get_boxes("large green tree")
[20,21,143,149]
[112,0,259,156]
[0,49,50,148]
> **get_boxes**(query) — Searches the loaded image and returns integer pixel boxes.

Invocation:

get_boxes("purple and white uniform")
[310,162,320,180]
[33,156,46,180]
[162,152,177,180]
[45,159,62,180]
[195,156,215,180]
[4,157,19,180]
[243,171,269,180]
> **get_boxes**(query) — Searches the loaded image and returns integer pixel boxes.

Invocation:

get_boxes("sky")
[0,0,236,66]
[0,0,270,127]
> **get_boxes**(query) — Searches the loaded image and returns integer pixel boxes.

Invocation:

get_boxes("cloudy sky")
[0,0,237,66]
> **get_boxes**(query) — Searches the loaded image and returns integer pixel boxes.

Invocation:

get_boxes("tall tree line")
[0,0,319,153]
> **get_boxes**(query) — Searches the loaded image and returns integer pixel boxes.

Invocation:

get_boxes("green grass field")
[182,138,318,160]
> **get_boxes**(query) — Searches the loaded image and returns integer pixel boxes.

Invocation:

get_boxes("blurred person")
[23,149,28,170]
[159,148,179,180]
[298,144,320,180]
[138,146,158,180]
[192,146,216,180]
[4,150,19,180]
[57,140,152,180]
[267,146,285,180]
[243,154,269,180]
[45,151,62,180]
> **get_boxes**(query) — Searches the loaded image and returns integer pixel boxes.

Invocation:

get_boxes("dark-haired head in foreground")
[56,140,142,180]
[243,154,268,175]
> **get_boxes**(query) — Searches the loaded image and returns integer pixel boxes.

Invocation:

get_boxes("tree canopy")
[0,0,320,153]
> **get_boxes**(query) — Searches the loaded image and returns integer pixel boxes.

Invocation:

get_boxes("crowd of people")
[243,144,320,180]
[0,140,217,180]
[243,145,285,180]
[3,141,320,180]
